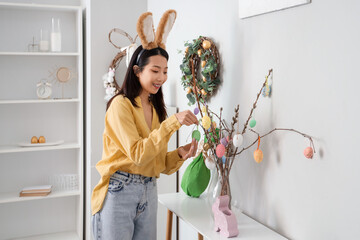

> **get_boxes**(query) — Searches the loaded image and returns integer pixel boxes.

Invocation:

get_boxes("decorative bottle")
[51,18,61,52]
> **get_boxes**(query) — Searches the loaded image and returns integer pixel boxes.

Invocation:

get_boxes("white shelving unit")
[0,2,83,239]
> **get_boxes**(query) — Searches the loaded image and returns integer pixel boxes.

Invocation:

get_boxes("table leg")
[198,233,204,240]
[166,209,173,240]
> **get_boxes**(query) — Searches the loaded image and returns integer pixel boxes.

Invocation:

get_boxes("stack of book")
[19,185,52,197]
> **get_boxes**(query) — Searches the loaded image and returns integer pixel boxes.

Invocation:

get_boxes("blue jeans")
[92,170,158,240]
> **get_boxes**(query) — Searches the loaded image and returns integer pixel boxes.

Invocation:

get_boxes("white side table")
[158,192,288,240]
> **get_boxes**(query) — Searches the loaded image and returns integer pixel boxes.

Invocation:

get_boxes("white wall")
[148,0,360,239]
[85,0,147,239]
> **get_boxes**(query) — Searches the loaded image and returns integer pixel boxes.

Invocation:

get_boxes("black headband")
[136,49,146,65]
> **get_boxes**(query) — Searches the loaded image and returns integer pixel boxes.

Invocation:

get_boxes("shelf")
[0,2,81,12]
[13,231,79,240]
[0,52,80,56]
[0,190,80,204]
[0,99,80,104]
[0,142,80,154]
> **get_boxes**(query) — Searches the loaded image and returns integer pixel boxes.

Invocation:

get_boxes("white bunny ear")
[155,10,176,49]
[136,12,157,50]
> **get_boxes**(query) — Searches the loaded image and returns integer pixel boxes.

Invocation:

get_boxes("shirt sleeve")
[162,149,185,175]
[105,96,182,166]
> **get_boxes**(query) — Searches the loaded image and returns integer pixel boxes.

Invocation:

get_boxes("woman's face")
[136,55,168,95]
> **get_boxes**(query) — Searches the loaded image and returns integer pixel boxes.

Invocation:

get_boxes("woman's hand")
[175,110,199,126]
[178,138,198,160]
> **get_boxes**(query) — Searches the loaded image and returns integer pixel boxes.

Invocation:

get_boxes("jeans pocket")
[108,177,125,193]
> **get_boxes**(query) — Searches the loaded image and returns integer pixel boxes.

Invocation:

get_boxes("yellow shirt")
[91,95,184,215]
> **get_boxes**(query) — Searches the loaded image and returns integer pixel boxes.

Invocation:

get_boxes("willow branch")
[242,69,273,135]
[235,128,315,155]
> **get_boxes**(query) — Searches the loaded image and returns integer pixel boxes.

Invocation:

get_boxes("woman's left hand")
[178,138,198,160]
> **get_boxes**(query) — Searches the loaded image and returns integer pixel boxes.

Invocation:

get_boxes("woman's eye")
[164,72,168,75]
[152,70,159,73]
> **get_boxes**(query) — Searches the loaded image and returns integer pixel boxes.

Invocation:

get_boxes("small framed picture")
[239,0,311,19]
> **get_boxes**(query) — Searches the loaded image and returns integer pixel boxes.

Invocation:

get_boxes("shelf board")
[0,99,80,104]
[0,142,80,154]
[0,2,81,12]
[0,52,80,56]
[0,190,80,204]
[13,231,79,240]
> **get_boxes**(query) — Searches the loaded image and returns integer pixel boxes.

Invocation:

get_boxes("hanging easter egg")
[216,144,226,158]
[222,156,227,164]
[203,143,210,151]
[192,130,201,141]
[232,134,244,147]
[202,115,211,129]
[201,106,207,113]
[205,156,216,170]
[212,121,217,128]
[202,40,211,50]
[249,119,256,128]
[254,149,263,163]
[303,147,314,159]
[194,107,199,115]
[220,137,228,147]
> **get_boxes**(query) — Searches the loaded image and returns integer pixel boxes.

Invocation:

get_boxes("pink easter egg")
[303,147,313,159]
[216,144,226,158]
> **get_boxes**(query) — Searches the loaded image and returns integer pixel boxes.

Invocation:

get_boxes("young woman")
[91,44,199,239]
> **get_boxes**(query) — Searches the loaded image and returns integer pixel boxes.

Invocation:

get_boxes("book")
[19,191,51,197]
[19,185,52,197]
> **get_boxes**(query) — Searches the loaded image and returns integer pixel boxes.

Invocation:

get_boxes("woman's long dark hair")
[107,45,169,122]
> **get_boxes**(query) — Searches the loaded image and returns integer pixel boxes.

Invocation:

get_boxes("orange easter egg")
[254,149,263,163]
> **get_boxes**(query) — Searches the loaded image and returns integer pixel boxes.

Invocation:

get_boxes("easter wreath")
[102,28,138,101]
[180,36,221,105]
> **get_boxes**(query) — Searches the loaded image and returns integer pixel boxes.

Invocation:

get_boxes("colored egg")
[232,134,244,147]
[205,157,216,170]
[212,121,217,128]
[303,147,314,159]
[202,40,211,50]
[202,115,211,129]
[222,156,226,164]
[201,106,207,113]
[216,144,226,158]
[220,137,228,147]
[203,143,210,151]
[194,107,199,115]
[254,149,263,163]
[192,130,201,141]
[249,119,256,128]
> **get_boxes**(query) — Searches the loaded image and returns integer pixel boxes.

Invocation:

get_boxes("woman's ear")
[136,12,158,50]
[133,65,140,77]
[155,10,176,49]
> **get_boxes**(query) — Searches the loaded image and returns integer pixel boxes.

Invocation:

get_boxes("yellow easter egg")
[202,115,211,129]
[201,61,206,68]
[186,87,192,94]
[254,149,263,163]
[202,40,211,50]
[201,106,207,113]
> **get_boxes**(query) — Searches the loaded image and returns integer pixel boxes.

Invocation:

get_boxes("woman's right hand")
[175,110,199,126]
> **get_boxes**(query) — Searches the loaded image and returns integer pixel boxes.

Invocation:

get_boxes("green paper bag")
[181,152,210,198]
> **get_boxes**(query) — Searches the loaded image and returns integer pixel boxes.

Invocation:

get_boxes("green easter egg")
[192,130,201,141]
[249,119,257,128]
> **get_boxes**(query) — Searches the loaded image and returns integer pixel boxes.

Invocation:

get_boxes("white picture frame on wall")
[239,0,311,19]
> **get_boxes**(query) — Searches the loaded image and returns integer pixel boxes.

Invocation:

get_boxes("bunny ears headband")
[136,9,177,50]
